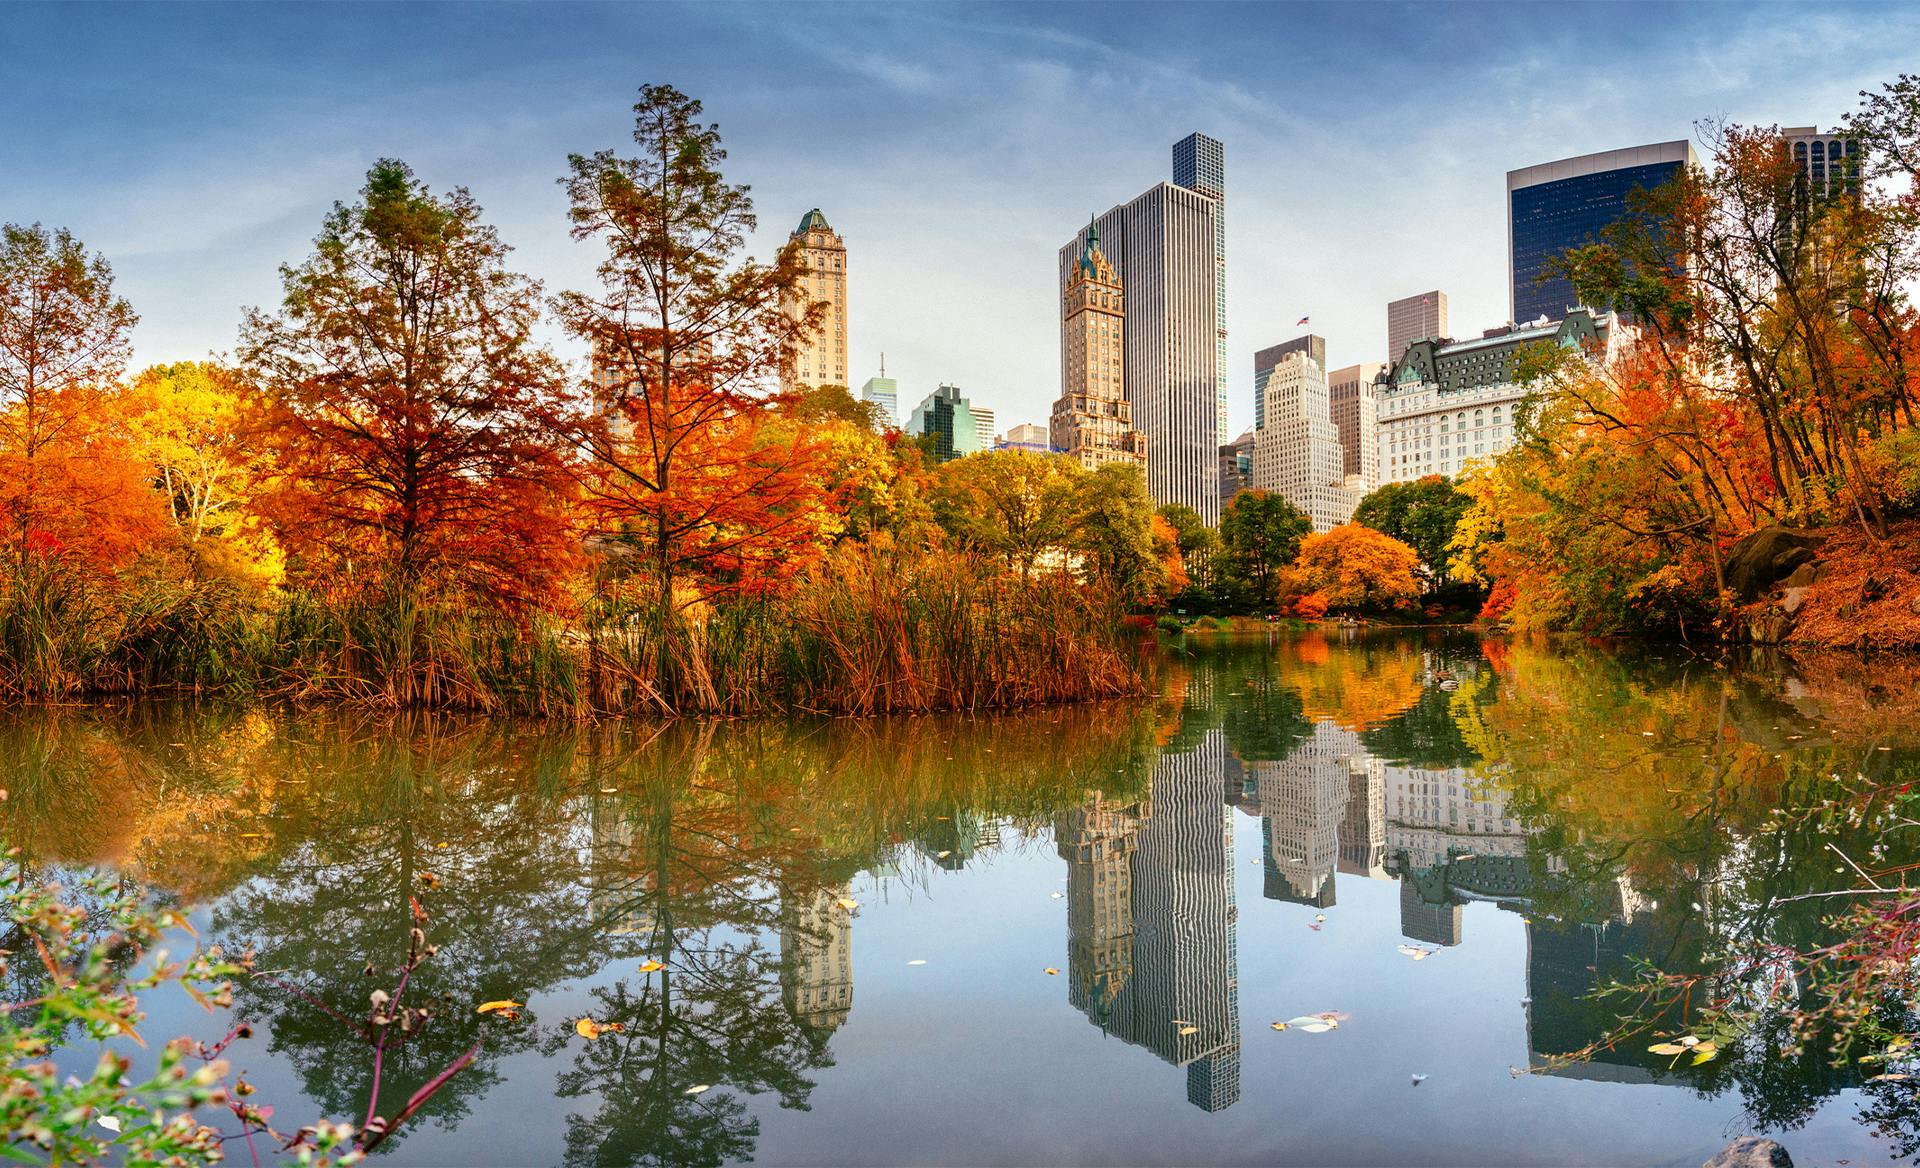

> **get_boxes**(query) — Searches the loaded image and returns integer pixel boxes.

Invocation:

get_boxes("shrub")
[1154,614,1184,634]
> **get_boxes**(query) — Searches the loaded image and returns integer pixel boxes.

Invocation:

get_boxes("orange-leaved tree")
[239,160,578,611]
[1285,523,1421,614]
[554,85,830,664]
[0,223,162,585]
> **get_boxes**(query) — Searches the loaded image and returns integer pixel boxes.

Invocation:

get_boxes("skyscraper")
[859,373,897,427]
[782,209,848,390]
[1253,335,1324,433]
[1051,222,1147,470]
[1386,290,1448,365]
[1253,348,1360,532]
[972,405,996,451]
[1783,126,1862,201]
[1061,137,1224,522]
[1507,141,1696,325]
[1172,133,1228,447]
[907,383,984,462]
[1326,362,1382,488]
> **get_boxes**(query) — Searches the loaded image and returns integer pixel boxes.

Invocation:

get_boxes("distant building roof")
[795,208,833,234]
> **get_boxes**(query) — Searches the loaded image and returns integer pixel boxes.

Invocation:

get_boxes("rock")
[1779,562,1819,590]
[1702,1136,1792,1168]
[1749,611,1795,644]
[1780,586,1810,616]
[1725,526,1825,602]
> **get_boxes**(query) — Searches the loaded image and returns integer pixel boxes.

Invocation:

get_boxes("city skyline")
[6,2,1908,439]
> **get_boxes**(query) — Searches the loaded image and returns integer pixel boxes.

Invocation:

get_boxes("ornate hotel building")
[1375,308,1614,484]
[1059,136,1225,523]
[1050,222,1146,470]
[782,208,847,391]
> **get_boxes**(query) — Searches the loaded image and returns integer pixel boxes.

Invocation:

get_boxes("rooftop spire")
[1080,215,1100,277]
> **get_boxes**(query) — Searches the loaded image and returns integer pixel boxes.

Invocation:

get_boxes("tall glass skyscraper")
[1506,141,1695,325]
[1173,133,1228,447]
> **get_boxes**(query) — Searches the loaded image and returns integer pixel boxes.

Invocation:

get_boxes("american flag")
[1295,315,1310,327]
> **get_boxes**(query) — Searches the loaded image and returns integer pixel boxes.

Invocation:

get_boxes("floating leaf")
[1648,1042,1687,1056]
[683,1084,712,1096]
[1410,1073,1428,1085]
[475,1000,521,1015]
[907,959,927,966]
[1177,1025,1199,1036]
[575,1018,624,1040]
[1049,892,1065,900]
[1679,1035,1702,1048]
[835,898,859,911]
[1870,1073,1912,1082]
[1270,1022,1289,1031]
[638,960,665,973]
[97,1115,122,1133]
[1691,1048,1718,1065]
[936,850,952,859]
[1170,1019,1192,1026]
[1044,967,1059,976]
[434,841,449,849]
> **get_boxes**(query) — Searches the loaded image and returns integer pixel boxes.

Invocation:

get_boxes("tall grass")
[0,546,1147,716]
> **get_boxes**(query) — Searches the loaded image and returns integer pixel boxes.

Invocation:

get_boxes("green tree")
[1073,462,1163,602]
[1218,489,1310,606]
[1352,476,1471,592]
[927,450,1083,577]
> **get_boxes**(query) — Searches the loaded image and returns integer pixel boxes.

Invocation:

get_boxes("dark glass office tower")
[1507,141,1694,325]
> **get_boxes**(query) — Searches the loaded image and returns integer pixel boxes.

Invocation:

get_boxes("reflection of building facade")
[1253,721,1365,907]
[781,885,853,1033]
[1059,729,1240,1112]
[587,799,658,937]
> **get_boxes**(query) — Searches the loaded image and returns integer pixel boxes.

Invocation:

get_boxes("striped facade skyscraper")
[1060,136,1225,523]
[1172,133,1228,447]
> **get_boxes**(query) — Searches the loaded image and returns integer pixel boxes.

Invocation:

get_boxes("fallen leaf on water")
[1870,1073,1912,1082]
[638,960,665,973]
[683,1084,711,1096]
[835,898,859,911]
[936,850,952,859]
[1044,967,1059,976]
[434,841,449,849]
[1049,892,1064,900]
[1283,1015,1337,1033]
[475,1000,521,1015]
[1270,1022,1289,1031]
[1679,1035,1702,1048]
[1648,1042,1688,1056]
[98,1115,122,1133]
[600,787,618,794]
[907,959,927,966]
[1177,1025,1199,1036]
[1691,1047,1718,1065]
[575,1018,624,1040]
[1410,1073,1428,1086]
[1396,944,1434,961]
[1170,1019,1192,1026]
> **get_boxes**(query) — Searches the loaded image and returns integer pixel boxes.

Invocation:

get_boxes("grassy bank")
[0,548,1148,716]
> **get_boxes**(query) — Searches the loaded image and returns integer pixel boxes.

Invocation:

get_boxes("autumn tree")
[555,84,828,666]
[1285,523,1421,614]
[1352,475,1471,593]
[123,361,280,584]
[240,160,576,609]
[0,224,160,583]
[1218,489,1310,606]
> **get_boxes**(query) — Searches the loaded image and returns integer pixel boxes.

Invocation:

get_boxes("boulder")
[1779,562,1819,590]
[1702,1136,1792,1168]
[1726,527,1825,601]
[1780,587,1810,616]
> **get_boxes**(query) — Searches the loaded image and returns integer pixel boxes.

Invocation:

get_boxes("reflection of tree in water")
[212,717,615,1148]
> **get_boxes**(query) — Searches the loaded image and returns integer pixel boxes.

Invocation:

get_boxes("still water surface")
[12,632,1920,1166]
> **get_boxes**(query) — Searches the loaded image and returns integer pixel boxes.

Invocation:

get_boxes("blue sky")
[4,1,1913,434]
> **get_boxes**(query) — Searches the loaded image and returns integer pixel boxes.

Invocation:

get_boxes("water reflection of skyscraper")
[1058,728,1241,1113]
[781,884,854,1033]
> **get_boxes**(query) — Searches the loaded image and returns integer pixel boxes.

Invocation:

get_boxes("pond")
[10,631,1920,1166]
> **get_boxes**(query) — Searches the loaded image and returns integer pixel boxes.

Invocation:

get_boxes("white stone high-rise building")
[782,209,847,391]
[1059,139,1224,523]
[1252,351,1362,532]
